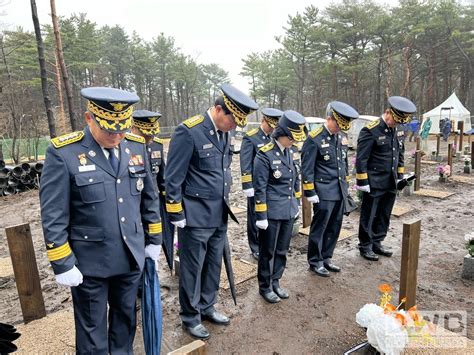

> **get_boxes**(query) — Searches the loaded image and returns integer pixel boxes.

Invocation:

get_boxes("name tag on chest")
[78,165,96,172]
[202,143,213,149]
[272,160,281,165]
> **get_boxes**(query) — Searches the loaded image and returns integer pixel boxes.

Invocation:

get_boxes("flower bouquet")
[355,284,433,355]
[435,164,450,182]
[462,232,474,280]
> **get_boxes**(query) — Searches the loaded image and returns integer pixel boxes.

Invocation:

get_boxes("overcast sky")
[1,0,401,91]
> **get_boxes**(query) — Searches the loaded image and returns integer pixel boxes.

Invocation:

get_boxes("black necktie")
[217,130,224,149]
[106,148,119,174]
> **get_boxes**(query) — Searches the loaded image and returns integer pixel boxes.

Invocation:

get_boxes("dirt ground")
[0,136,473,354]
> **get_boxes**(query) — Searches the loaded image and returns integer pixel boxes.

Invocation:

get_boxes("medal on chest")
[136,178,144,192]
[273,169,282,179]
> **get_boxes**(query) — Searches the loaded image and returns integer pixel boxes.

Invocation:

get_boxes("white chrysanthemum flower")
[367,314,408,355]
[464,233,474,243]
[356,303,384,328]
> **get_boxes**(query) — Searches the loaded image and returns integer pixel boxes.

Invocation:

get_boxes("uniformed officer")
[240,108,282,260]
[132,109,175,269]
[39,87,162,354]
[165,84,258,339]
[301,101,358,277]
[254,110,305,303]
[356,96,416,261]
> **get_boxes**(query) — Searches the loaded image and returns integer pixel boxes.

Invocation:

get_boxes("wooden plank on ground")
[413,189,454,199]
[220,257,257,289]
[420,160,439,165]
[299,226,355,241]
[451,175,474,185]
[168,340,206,355]
[391,204,413,217]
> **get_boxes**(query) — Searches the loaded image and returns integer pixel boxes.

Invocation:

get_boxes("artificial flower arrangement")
[356,284,433,355]
[465,232,474,257]
[436,164,451,178]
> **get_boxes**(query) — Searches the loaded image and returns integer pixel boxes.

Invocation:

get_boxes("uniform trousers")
[308,199,344,267]
[71,270,141,355]
[178,225,226,327]
[258,219,294,293]
[246,196,259,254]
[358,189,397,252]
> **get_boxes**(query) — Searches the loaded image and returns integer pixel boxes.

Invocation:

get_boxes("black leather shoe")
[201,311,230,325]
[310,266,330,277]
[323,262,341,272]
[184,323,210,340]
[373,247,393,257]
[251,252,259,260]
[360,250,379,261]
[259,290,281,303]
[273,286,289,299]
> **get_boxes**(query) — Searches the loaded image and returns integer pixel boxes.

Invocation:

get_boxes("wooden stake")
[414,150,421,191]
[447,143,453,176]
[5,223,46,323]
[302,194,312,229]
[399,219,421,310]
[415,136,421,151]
[436,135,441,156]
[459,121,464,152]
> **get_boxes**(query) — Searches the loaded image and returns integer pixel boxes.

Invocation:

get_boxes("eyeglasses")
[287,136,295,142]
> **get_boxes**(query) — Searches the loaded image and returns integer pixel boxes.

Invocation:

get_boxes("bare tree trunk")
[31,0,56,138]
[50,0,78,131]
[401,45,412,97]
[374,45,383,114]
[54,51,67,134]
[427,49,436,109]
[385,47,392,99]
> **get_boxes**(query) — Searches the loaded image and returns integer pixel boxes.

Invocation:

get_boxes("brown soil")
[0,138,473,354]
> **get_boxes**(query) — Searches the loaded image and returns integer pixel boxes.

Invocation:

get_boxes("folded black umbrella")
[223,236,237,306]
[141,258,162,355]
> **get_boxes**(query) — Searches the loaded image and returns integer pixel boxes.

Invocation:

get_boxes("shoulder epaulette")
[367,120,380,129]
[183,115,205,128]
[309,126,323,138]
[260,142,274,153]
[246,128,258,137]
[125,132,145,143]
[51,131,84,148]
[153,137,165,144]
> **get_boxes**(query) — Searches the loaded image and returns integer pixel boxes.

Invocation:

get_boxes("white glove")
[55,265,83,287]
[307,195,320,204]
[357,185,371,193]
[243,188,254,197]
[145,244,161,261]
[171,219,186,228]
[256,219,269,230]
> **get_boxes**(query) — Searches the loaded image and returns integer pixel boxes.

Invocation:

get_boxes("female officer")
[253,110,307,303]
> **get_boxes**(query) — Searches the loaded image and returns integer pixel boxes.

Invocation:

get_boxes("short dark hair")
[214,96,231,115]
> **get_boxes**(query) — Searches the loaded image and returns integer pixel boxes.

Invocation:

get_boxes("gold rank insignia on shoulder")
[309,127,323,138]
[153,137,165,144]
[51,131,84,148]
[183,115,205,128]
[246,128,258,136]
[367,120,380,129]
[125,132,146,143]
[260,142,274,152]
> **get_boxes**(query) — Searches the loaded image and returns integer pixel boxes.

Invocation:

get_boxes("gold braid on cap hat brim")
[390,108,410,124]
[264,116,278,128]
[288,126,307,142]
[333,110,351,131]
[88,100,134,131]
[223,94,249,127]
[133,119,161,135]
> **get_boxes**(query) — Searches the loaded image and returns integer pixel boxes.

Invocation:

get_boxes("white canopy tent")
[422,92,471,134]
